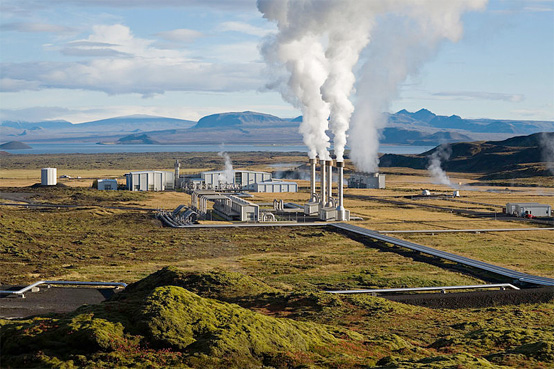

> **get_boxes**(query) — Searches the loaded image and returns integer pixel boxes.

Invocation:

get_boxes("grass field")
[1,151,553,368]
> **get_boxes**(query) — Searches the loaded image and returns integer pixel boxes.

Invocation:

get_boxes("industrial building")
[200,170,271,188]
[247,179,298,193]
[213,195,260,221]
[348,172,385,189]
[97,179,118,191]
[506,203,551,218]
[125,171,175,191]
[41,168,57,186]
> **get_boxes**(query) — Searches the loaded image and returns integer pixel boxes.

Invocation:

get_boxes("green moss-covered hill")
[1,267,553,368]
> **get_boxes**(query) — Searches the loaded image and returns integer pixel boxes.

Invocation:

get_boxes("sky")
[0,0,552,124]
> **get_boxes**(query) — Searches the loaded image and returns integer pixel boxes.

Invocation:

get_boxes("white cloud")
[155,29,203,43]
[0,24,264,96]
[0,78,41,92]
[0,22,75,34]
[220,21,272,36]
[432,91,525,102]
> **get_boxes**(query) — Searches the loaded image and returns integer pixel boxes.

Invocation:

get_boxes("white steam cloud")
[218,148,234,183]
[427,144,456,188]
[258,0,487,169]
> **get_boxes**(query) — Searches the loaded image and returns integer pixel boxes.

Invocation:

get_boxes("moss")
[1,269,356,368]
[138,285,339,356]
[377,352,503,368]
[123,266,278,301]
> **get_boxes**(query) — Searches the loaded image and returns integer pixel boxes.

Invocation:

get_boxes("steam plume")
[258,0,486,168]
[539,132,554,175]
[218,148,234,184]
[427,143,455,188]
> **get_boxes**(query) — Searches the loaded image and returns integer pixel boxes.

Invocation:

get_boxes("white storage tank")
[41,168,57,186]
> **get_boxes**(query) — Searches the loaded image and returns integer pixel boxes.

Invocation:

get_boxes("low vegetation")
[1,151,553,368]
[1,267,553,368]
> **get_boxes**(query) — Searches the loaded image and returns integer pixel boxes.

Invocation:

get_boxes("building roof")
[126,170,173,175]
[256,180,297,185]
[201,170,270,175]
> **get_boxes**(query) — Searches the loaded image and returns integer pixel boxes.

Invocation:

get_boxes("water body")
[3,143,434,155]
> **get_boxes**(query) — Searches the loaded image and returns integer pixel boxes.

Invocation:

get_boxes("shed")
[97,179,118,191]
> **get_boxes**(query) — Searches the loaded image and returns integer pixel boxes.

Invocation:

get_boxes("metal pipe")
[336,161,345,220]
[326,159,333,206]
[325,283,520,294]
[320,159,326,207]
[0,280,128,298]
[309,158,316,201]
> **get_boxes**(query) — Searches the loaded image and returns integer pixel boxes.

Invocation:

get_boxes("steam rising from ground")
[217,149,234,183]
[427,144,456,188]
[539,133,554,175]
[258,0,486,169]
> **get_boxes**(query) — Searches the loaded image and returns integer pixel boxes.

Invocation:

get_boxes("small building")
[348,172,385,189]
[249,180,298,193]
[506,203,551,218]
[97,179,118,191]
[200,170,271,188]
[125,171,175,191]
[41,168,57,186]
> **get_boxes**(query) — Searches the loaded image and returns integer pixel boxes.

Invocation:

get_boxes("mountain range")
[1,109,553,146]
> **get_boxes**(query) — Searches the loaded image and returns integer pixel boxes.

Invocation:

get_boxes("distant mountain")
[1,120,72,130]
[80,115,195,130]
[116,133,160,144]
[379,132,554,178]
[0,115,195,143]
[0,141,32,149]
[193,111,293,129]
[1,109,552,147]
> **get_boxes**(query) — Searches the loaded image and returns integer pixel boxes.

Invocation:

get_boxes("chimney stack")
[336,161,345,220]
[174,159,180,188]
[309,158,317,202]
[326,159,333,207]
[320,159,326,207]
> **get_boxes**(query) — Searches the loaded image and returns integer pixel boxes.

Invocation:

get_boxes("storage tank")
[41,168,57,186]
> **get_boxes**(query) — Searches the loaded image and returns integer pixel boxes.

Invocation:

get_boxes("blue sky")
[0,0,552,123]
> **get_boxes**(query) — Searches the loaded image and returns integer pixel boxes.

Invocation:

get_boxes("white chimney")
[326,159,333,207]
[336,161,345,220]
[320,159,326,207]
[309,158,317,202]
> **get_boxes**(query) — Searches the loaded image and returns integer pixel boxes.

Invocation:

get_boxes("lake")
[2,143,434,155]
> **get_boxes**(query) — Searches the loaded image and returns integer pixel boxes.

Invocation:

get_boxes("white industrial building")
[200,170,271,188]
[348,172,386,189]
[41,168,57,186]
[97,179,118,190]
[248,179,298,193]
[125,171,175,191]
[506,203,551,217]
[213,195,260,221]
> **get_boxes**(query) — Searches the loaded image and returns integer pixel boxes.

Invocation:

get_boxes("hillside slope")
[379,132,554,179]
